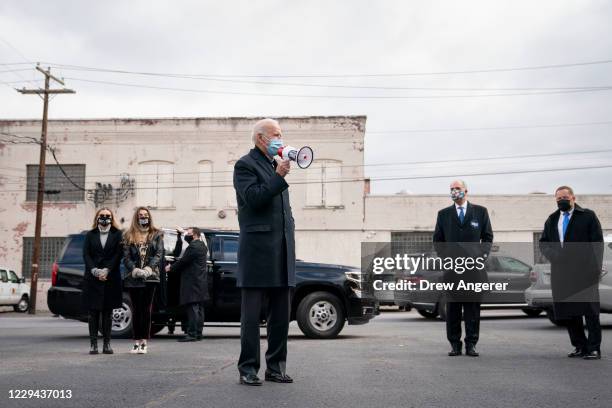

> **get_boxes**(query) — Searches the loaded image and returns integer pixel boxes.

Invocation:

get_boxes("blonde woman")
[82,207,123,355]
[122,207,163,354]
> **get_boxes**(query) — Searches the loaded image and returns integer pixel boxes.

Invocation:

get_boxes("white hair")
[251,118,279,145]
[451,179,468,190]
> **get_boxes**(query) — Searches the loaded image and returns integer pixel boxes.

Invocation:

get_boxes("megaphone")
[277,145,314,169]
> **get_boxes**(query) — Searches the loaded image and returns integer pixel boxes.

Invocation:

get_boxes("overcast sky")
[1,0,611,195]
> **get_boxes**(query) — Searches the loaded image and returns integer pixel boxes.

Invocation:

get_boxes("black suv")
[47,229,378,339]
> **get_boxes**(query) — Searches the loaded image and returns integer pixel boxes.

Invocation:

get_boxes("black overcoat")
[233,148,296,287]
[169,240,209,304]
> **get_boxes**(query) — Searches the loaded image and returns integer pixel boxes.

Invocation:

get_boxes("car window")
[497,257,531,273]
[0,270,7,282]
[211,238,222,261]
[8,271,19,283]
[223,238,239,262]
[60,236,84,263]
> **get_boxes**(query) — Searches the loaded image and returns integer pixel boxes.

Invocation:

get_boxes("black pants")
[88,309,113,342]
[185,302,205,338]
[238,287,291,376]
[446,301,481,347]
[566,314,601,353]
[129,285,156,340]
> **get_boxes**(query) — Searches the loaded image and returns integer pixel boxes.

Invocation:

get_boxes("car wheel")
[546,308,568,327]
[522,308,543,317]
[296,291,345,339]
[417,308,438,319]
[110,294,133,338]
[13,296,29,313]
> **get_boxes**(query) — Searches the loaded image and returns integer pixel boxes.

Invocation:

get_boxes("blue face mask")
[267,139,283,157]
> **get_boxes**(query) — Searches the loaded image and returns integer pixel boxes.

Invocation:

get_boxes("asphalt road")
[0,309,610,408]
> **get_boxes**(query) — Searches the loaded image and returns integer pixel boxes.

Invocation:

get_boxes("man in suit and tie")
[433,180,494,357]
[539,186,604,360]
[233,118,296,386]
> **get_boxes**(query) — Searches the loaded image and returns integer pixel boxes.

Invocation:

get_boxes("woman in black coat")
[122,206,164,354]
[82,207,123,355]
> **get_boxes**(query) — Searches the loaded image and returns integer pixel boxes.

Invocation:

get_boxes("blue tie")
[458,207,465,224]
[562,211,570,238]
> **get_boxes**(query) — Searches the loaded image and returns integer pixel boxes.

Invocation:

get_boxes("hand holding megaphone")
[276,145,314,169]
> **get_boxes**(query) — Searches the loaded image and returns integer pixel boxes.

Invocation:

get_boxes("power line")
[45,58,612,78]
[65,77,612,99]
[1,163,611,194]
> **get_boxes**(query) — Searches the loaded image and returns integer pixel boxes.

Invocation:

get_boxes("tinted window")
[60,236,84,263]
[497,257,530,273]
[8,271,19,283]
[223,239,239,262]
[0,270,7,282]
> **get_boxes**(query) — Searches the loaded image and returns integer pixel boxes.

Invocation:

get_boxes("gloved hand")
[99,268,109,280]
[91,268,101,277]
[143,266,153,279]
[132,268,146,278]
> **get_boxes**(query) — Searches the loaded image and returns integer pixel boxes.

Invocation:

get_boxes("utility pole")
[17,65,75,314]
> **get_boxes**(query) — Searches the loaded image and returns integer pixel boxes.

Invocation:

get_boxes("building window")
[197,160,213,207]
[22,237,66,279]
[391,231,434,255]
[137,161,174,208]
[226,160,237,208]
[306,160,342,207]
[26,164,86,202]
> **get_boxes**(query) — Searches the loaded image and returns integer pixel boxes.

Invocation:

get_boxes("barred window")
[22,237,66,279]
[391,231,434,255]
[26,164,86,202]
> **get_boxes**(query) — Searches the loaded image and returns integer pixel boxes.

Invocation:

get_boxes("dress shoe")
[89,340,98,355]
[567,348,585,358]
[448,344,462,356]
[239,374,262,386]
[582,351,601,360]
[466,345,479,357]
[265,371,294,383]
[102,341,114,354]
[178,335,198,342]
[196,334,204,341]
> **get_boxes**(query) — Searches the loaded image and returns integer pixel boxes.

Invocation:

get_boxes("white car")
[0,268,30,312]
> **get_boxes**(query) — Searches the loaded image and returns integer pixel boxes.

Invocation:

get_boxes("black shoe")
[567,348,585,358]
[583,351,601,360]
[102,341,114,354]
[196,334,203,341]
[265,371,293,383]
[177,335,198,342]
[89,340,98,355]
[466,345,479,357]
[239,374,263,386]
[448,344,462,356]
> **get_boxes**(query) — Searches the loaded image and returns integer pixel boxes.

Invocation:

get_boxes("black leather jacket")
[122,231,164,288]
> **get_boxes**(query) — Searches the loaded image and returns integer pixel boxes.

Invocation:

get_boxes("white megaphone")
[276,145,314,169]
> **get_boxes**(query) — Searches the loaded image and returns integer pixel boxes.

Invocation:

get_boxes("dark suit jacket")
[539,204,603,318]
[433,202,494,292]
[233,148,296,287]
[82,227,123,310]
[170,240,209,304]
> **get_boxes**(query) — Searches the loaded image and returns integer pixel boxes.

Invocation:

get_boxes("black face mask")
[184,235,194,244]
[98,215,112,226]
[557,199,572,212]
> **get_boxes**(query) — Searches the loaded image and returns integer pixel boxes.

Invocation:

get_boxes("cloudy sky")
[1,0,611,195]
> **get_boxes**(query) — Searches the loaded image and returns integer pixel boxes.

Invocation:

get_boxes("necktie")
[562,211,570,238]
[458,207,465,224]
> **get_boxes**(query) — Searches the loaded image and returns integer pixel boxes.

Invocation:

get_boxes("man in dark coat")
[433,180,494,357]
[166,227,208,342]
[233,118,296,386]
[539,185,604,359]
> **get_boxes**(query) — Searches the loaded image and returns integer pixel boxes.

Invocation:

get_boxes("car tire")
[546,308,568,327]
[522,308,543,317]
[417,308,438,319]
[13,296,29,313]
[296,291,345,339]
[110,293,134,338]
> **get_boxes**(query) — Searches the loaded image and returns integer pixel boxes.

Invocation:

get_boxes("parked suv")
[48,229,378,339]
[525,235,612,326]
[394,253,544,320]
[0,267,30,312]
